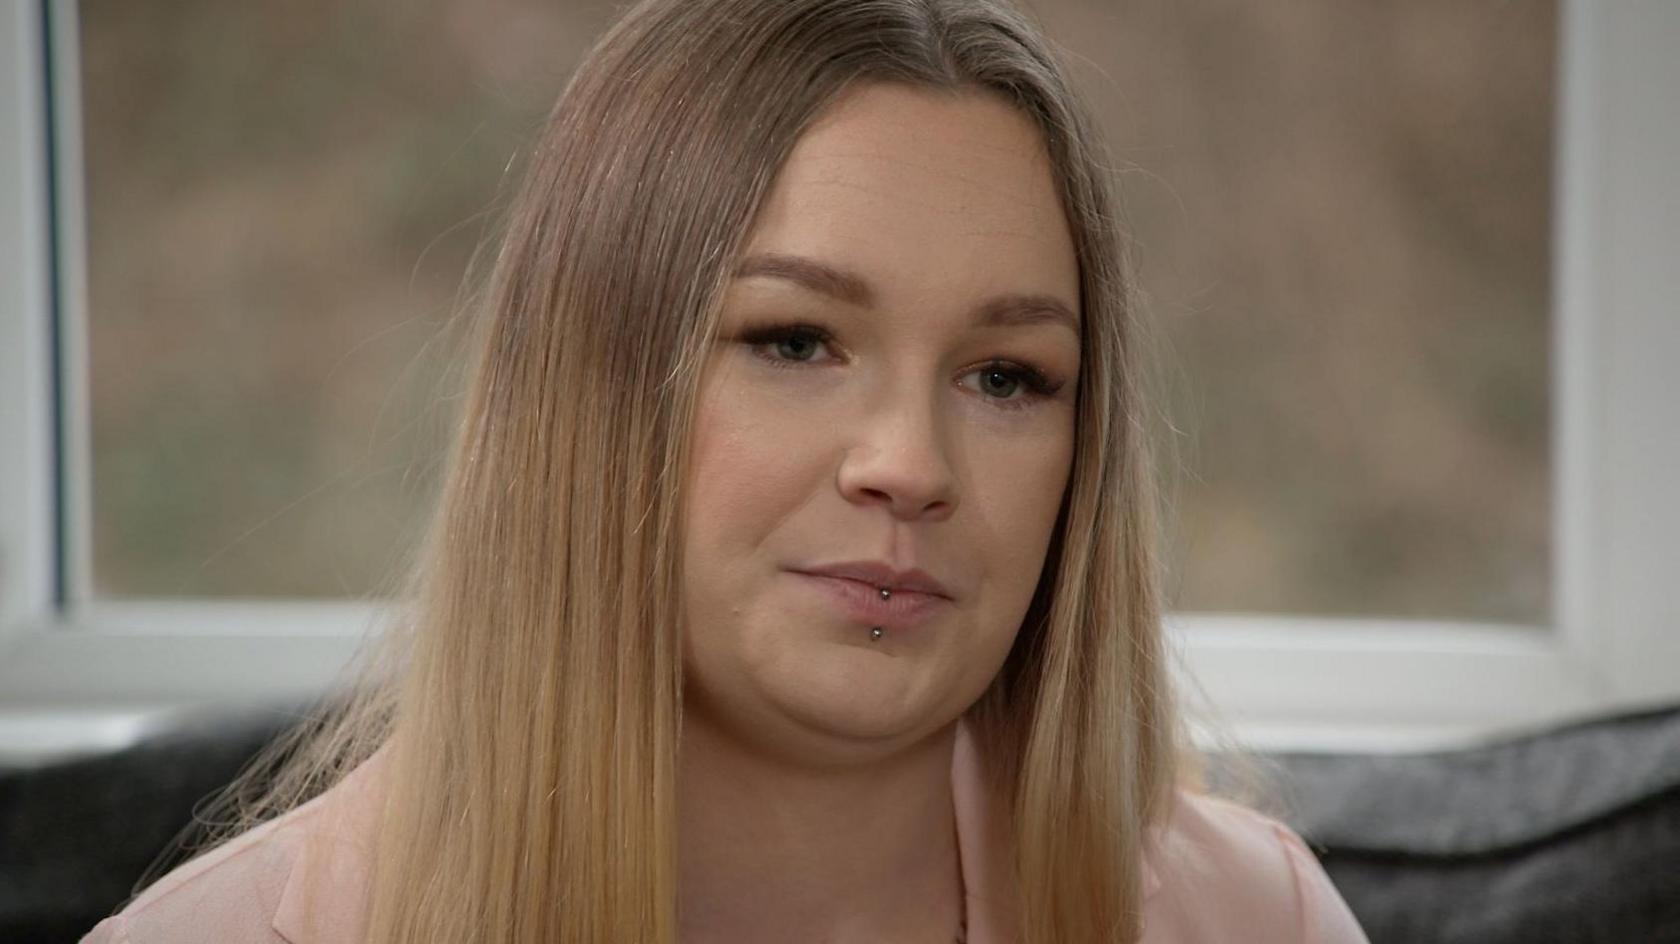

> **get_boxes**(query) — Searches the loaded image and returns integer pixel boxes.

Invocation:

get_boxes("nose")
[835,386,959,522]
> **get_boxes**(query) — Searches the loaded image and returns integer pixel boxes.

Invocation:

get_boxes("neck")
[676,714,966,944]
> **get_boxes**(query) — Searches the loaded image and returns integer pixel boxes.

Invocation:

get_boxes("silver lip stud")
[870,627,884,640]
[879,587,891,600]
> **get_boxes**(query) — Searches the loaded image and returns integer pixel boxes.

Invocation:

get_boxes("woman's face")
[681,82,1081,763]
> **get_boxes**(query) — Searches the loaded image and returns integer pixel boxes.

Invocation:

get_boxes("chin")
[770,666,935,740]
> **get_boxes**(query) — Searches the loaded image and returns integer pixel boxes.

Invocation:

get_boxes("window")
[2,0,1676,758]
[78,0,596,598]
[78,2,1558,624]
[1058,2,1556,624]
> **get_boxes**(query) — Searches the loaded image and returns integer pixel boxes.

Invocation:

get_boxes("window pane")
[80,0,595,596]
[1047,1,1555,623]
[81,1,1553,620]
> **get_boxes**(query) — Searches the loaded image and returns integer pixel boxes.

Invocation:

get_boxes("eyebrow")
[731,251,1080,336]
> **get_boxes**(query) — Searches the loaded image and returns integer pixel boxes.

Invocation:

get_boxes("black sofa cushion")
[0,706,299,944]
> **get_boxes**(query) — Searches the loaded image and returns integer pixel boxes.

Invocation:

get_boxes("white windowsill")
[0,602,1661,766]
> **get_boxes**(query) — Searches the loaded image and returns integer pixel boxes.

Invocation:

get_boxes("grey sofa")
[1259,702,1680,942]
[3,702,1678,943]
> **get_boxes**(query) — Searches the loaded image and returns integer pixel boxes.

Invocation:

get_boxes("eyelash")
[735,321,1065,412]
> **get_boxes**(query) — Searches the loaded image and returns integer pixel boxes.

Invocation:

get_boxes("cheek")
[965,422,1073,604]
[973,407,1073,511]
[685,377,812,551]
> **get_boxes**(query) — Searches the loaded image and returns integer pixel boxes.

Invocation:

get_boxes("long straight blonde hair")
[149,0,1269,940]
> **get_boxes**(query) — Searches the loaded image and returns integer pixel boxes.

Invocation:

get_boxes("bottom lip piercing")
[870,627,884,640]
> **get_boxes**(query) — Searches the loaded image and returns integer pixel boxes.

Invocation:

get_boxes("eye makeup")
[733,319,1068,413]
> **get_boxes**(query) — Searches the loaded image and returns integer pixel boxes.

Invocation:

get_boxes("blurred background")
[79,0,1553,623]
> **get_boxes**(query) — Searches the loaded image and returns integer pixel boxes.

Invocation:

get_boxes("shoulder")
[78,748,390,944]
[1140,788,1370,944]
[77,799,324,944]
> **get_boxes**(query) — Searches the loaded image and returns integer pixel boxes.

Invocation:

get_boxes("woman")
[83,0,1369,940]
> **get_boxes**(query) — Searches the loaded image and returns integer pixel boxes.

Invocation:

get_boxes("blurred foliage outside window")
[80,0,1553,623]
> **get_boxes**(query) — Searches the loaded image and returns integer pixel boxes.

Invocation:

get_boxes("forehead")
[739,82,1079,316]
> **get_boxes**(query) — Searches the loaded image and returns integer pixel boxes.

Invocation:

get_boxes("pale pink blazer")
[80,718,1370,943]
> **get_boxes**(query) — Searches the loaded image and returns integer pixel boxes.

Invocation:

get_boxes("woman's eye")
[739,324,835,366]
[962,364,1060,410]
[976,367,1022,399]
[734,320,1063,412]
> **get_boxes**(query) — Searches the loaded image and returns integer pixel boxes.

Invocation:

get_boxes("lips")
[788,571,952,630]
[792,560,952,598]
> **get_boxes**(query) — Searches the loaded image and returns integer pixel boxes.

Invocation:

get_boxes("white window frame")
[2,0,1676,761]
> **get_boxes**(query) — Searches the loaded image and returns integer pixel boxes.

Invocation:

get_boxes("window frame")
[3,0,1676,761]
